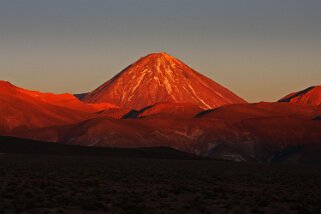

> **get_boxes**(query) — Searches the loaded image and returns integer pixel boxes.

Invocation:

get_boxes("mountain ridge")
[279,86,321,105]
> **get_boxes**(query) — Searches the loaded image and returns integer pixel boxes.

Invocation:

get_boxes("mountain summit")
[83,52,246,109]
[279,86,321,106]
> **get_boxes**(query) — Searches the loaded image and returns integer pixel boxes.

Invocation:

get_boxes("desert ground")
[0,149,321,213]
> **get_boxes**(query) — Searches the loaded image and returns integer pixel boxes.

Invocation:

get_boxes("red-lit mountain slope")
[137,102,204,118]
[0,81,117,135]
[279,86,321,106]
[197,102,321,120]
[83,52,246,110]
[63,102,321,162]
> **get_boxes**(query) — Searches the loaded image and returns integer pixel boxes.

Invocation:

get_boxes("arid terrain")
[1,53,320,163]
[1,1,320,213]
[0,53,320,213]
[0,137,321,213]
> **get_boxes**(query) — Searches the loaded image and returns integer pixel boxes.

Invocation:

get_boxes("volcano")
[279,86,321,106]
[83,52,246,110]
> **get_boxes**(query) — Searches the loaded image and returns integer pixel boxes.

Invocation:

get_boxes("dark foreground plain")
[0,138,321,213]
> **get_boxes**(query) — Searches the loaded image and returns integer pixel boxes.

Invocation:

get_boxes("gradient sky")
[0,0,320,102]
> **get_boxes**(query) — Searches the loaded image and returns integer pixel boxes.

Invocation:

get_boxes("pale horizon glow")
[0,0,320,102]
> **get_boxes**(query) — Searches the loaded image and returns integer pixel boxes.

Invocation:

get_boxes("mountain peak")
[279,86,321,105]
[0,80,14,88]
[135,52,179,70]
[145,52,173,58]
[0,81,21,94]
[84,53,246,109]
